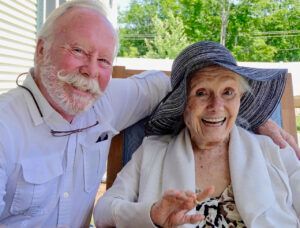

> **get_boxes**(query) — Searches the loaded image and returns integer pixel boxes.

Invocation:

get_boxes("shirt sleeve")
[93,144,156,228]
[97,70,171,131]
[0,142,7,216]
[279,146,300,217]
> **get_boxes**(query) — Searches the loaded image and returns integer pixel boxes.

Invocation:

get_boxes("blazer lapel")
[161,129,196,192]
[229,125,275,226]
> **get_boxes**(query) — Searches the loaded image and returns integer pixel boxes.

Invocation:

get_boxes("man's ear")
[35,39,45,63]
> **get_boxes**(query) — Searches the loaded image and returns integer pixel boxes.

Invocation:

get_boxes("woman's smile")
[201,117,226,126]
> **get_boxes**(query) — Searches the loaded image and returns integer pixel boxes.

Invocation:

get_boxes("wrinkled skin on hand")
[256,119,300,159]
[150,186,215,228]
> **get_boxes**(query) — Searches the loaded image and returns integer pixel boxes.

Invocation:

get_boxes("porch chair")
[106,65,297,189]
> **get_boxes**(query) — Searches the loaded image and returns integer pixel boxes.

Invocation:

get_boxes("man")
[0,0,298,227]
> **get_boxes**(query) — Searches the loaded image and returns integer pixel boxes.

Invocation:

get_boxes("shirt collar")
[22,68,68,126]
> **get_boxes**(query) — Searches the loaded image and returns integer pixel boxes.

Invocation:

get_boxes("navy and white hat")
[145,41,287,135]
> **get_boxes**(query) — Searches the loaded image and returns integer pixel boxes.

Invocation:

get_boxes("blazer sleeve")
[279,146,300,217]
[93,144,156,228]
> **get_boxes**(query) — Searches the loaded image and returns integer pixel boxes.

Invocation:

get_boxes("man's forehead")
[52,8,115,42]
[54,7,110,32]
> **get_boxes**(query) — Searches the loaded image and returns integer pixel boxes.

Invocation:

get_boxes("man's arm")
[0,143,7,215]
[256,119,300,159]
[98,71,171,132]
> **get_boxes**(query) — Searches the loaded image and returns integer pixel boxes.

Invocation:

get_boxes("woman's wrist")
[150,202,163,228]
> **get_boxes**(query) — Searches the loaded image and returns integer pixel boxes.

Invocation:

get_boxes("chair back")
[106,66,297,189]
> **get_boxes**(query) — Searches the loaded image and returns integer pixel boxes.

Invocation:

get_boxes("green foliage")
[297,115,300,132]
[232,38,277,61]
[144,12,190,58]
[118,0,300,61]
[179,0,222,42]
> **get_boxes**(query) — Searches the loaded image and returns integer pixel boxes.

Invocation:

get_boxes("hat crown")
[170,41,237,88]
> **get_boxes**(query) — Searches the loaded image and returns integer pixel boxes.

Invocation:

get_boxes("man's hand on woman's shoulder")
[256,119,300,159]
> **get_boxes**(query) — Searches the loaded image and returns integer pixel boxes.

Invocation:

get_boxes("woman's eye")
[223,88,235,97]
[195,90,206,97]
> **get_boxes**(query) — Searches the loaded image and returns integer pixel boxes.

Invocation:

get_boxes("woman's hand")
[256,119,300,159]
[150,186,214,227]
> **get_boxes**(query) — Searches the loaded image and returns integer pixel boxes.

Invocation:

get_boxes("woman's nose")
[208,96,223,110]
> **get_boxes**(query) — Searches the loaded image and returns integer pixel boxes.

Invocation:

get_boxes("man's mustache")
[57,71,102,97]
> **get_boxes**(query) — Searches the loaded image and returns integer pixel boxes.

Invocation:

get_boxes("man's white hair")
[37,0,118,55]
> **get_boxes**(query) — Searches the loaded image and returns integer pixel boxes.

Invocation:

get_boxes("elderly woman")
[94,41,300,227]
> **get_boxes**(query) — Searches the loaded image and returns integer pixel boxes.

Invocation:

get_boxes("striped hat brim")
[145,41,287,135]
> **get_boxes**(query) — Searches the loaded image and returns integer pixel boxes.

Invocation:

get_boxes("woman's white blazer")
[94,125,300,228]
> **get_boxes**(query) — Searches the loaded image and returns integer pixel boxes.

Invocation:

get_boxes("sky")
[117,0,132,11]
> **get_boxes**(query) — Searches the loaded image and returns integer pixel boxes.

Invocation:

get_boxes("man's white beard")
[39,55,102,116]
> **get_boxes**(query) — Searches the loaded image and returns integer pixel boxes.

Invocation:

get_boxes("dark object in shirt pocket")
[96,133,108,143]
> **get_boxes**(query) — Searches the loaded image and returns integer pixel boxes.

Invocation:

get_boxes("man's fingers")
[256,119,300,159]
[271,130,287,149]
[281,130,300,159]
[256,119,287,148]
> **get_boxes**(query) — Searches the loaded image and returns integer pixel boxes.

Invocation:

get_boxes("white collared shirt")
[0,69,170,227]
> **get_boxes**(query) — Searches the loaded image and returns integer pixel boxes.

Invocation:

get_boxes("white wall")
[0,0,37,93]
[0,0,118,95]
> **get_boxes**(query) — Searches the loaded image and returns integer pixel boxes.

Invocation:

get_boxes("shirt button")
[63,192,69,198]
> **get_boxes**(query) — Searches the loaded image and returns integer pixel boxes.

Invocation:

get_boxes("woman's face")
[184,66,243,148]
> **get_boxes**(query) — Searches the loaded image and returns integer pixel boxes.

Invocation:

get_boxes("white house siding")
[0,0,117,94]
[0,0,37,93]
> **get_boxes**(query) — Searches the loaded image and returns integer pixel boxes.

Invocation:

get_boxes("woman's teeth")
[202,117,226,125]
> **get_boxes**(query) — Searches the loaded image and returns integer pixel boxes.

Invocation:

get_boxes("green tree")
[178,0,222,42]
[118,0,180,56]
[144,12,190,58]
[256,0,300,61]
[225,0,300,61]
[118,0,300,61]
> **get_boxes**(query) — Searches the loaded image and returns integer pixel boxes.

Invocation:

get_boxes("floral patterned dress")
[195,184,246,228]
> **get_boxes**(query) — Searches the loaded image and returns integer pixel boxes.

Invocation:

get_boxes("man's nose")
[79,57,98,78]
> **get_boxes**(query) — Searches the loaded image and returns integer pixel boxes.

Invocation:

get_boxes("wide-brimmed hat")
[145,41,287,135]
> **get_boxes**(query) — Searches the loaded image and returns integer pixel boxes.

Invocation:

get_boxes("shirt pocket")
[10,155,63,216]
[81,137,110,193]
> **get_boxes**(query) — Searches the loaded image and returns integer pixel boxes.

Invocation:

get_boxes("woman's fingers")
[151,188,214,227]
[184,213,205,224]
[195,186,215,204]
[163,190,196,207]
[169,211,205,226]
[150,189,198,226]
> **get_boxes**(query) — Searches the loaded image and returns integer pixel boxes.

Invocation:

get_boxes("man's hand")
[256,119,300,159]
[150,186,214,227]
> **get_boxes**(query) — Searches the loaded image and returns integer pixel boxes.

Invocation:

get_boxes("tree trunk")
[220,0,230,46]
